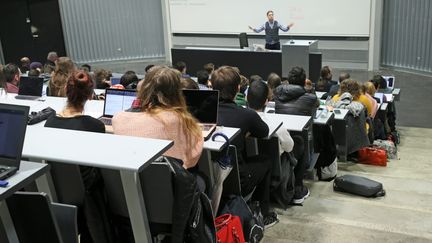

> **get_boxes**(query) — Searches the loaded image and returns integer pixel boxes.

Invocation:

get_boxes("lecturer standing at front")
[249,10,294,50]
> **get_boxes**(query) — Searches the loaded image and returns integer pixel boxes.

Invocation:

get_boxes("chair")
[6,191,78,243]
[239,32,249,49]
[101,161,174,241]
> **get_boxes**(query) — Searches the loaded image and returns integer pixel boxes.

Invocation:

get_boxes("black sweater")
[217,100,269,163]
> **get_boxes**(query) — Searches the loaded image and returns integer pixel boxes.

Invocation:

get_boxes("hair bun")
[75,71,89,84]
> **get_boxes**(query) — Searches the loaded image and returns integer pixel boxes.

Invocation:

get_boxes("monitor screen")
[110,77,121,85]
[0,106,28,164]
[182,90,219,123]
[103,89,137,116]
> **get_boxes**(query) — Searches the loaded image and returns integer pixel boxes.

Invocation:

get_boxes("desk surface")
[313,109,334,125]
[203,127,240,151]
[264,113,310,132]
[23,126,173,172]
[0,161,49,201]
[332,109,350,120]
[316,91,325,99]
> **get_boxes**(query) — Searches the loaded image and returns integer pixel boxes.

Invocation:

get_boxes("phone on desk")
[334,109,341,114]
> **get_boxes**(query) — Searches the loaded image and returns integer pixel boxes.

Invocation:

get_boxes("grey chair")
[6,191,78,243]
[101,161,174,241]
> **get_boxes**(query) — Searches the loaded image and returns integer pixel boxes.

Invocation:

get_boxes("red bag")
[358,147,387,166]
[215,214,246,243]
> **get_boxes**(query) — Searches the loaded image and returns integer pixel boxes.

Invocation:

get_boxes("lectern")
[281,40,322,82]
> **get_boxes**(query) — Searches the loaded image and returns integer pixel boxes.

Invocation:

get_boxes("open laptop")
[0,103,30,180]
[374,92,384,104]
[98,88,137,125]
[15,76,44,100]
[110,77,121,86]
[382,75,395,90]
[182,89,219,140]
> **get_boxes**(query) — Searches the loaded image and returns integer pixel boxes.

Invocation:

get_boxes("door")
[0,0,66,64]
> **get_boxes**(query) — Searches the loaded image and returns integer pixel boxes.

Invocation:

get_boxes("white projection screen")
[169,0,372,37]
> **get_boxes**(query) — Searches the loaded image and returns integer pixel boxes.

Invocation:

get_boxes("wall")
[381,0,432,74]
[58,0,166,64]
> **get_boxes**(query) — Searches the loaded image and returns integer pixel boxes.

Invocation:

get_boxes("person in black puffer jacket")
[274,66,319,116]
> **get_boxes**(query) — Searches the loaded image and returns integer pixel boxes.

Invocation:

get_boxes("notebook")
[15,76,44,100]
[0,103,30,180]
[382,75,395,90]
[182,89,219,140]
[98,88,137,126]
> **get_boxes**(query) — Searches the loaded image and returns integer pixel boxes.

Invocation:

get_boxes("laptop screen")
[182,89,219,123]
[18,76,44,96]
[0,104,29,167]
[374,92,384,104]
[103,89,137,117]
[110,77,121,85]
[382,75,395,89]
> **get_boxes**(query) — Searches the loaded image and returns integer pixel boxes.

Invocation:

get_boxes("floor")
[264,69,432,242]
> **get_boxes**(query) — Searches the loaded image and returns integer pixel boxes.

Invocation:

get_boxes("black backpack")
[271,152,297,209]
[219,195,264,243]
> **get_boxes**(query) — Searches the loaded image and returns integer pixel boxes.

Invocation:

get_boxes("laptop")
[0,103,30,180]
[110,77,121,86]
[98,88,137,125]
[374,92,384,104]
[382,75,395,90]
[15,76,44,100]
[182,89,219,140]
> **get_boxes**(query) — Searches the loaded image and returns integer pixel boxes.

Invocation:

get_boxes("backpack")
[373,139,397,159]
[271,152,297,208]
[219,195,264,243]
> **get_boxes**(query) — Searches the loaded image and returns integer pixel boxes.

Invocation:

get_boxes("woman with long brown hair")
[48,57,75,97]
[112,66,203,169]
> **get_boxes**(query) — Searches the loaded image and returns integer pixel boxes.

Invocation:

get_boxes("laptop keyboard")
[0,168,7,173]
[99,117,112,125]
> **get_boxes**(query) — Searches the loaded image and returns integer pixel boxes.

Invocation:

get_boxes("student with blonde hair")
[48,57,75,96]
[113,66,203,169]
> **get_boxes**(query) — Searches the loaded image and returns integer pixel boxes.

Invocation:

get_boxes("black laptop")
[0,103,30,180]
[15,76,44,100]
[182,89,219,140]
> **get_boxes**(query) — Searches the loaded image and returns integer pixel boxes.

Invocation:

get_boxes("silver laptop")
[0,103,30,180]
[374,92,384,104]
[182,89,219,140]
[382,75,395,90]
[98,88,137,126]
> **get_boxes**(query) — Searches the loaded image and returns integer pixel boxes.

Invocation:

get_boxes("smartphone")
[334,109,341,114]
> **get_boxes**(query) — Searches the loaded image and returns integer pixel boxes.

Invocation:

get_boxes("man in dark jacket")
[211,66,278,228]
[274,66,319,116]
[274,66,319,203]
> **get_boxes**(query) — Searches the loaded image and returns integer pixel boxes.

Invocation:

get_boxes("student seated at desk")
[44,71,113,243]
[48,57,75,97]
[273,66,319,116]
[363,81,378,118]
[112,66,203,169]
[234,75,249,106]
[332,79,373,117]
[120,70,139,90]
[372,75,397,133]
[210,66,278,227]
[327,79,370,157]
[316,66,338,93]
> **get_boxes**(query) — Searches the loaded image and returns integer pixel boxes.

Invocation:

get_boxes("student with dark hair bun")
[44,70,113,242]
[45,70,104,132]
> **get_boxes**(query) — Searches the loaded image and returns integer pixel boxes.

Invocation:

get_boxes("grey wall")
[381,0,432,74]
[58,0,166,64]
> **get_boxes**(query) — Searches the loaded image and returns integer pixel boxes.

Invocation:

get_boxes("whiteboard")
[169,0,371,37]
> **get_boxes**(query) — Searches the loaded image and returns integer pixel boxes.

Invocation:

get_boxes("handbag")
[215,214,245,243]
[358,146,387,166]
[28,107,56,125]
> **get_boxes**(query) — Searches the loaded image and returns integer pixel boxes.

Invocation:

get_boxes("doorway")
[0,0,66,64]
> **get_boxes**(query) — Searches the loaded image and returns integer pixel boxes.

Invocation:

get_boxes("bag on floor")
[358,146,387,166]
[219,195,264,243]
[373,139,397,159]
[333,174,386,197]
[271,152,296,208]
[215,214,246,243]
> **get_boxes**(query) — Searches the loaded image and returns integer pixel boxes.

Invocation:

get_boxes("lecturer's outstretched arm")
[279,22,295,32]
[249,25,265,33]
